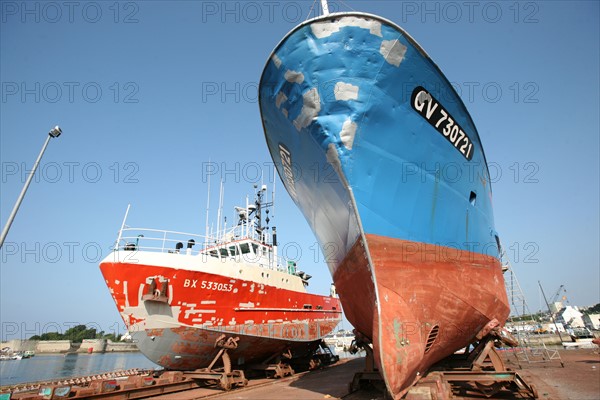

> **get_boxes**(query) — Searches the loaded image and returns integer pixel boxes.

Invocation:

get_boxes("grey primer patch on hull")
[293,88,321,131]
[340,119,358,150]
[284,70,305,84]
[334,82,359,101]
[311,16,382,39]
[272,54,282,68]
[380,39,407,67]
[326,143,344,180]
[276,92,288,108]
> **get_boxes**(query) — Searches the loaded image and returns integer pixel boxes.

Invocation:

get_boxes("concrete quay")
[1,339,138,354]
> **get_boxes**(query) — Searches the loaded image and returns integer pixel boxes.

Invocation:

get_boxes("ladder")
[502,250,564,368]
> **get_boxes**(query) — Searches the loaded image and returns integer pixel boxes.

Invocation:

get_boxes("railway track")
[2,369,205,399]
[1,363,329,399]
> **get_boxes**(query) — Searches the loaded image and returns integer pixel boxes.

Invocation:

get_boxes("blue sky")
[1,1,598,341]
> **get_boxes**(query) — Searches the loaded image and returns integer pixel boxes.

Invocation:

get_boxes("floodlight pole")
[0,126,62,249]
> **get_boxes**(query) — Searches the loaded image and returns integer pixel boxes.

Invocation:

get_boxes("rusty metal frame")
[248,348,295,379]
[347,333,384,394]
[184,334,248,391]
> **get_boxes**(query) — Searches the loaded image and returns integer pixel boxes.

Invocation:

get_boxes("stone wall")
[1,339,37,352]
[35,340,74,353]
[1,339,139,353]
[105,340,139,352]
[79,339,107,353]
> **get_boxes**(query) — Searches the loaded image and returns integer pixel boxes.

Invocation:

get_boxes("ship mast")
[321,0,330,16]
[216,180,224,241]
[255,185,264,241]
[204,165,211,246]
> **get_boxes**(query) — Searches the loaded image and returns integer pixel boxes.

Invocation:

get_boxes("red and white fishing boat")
[99,185,341,370]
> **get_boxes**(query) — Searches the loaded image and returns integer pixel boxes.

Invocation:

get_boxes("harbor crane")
[550,285,567,304]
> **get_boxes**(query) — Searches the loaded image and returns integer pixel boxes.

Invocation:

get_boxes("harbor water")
[0,352,159,387]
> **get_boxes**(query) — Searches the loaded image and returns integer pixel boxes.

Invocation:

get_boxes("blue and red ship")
[259,11,510,398]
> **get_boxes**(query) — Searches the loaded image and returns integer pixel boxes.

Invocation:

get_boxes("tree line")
[29,324,119,343]
[585,303,600,315]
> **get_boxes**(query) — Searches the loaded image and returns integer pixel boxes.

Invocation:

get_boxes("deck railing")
[114,227,294,275]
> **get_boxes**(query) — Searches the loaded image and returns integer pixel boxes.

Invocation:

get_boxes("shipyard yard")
[116,348,598,400]
[1,1,599,400]
[1,348,598,399]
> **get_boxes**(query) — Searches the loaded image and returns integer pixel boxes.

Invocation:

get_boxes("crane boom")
[550,284,565,303]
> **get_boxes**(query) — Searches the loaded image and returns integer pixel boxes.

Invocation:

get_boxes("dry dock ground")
[504,348,600,400]
[146,348,598,400]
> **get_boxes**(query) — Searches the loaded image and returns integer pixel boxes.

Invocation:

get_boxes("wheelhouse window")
[240,243,251,254]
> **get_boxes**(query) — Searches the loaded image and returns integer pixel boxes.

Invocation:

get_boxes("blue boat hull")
[259,12,509,397]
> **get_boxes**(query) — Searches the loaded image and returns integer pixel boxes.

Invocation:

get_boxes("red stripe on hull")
[333,234,509,398]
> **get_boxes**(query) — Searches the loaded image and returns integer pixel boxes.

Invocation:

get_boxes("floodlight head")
[49,126,62,138]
